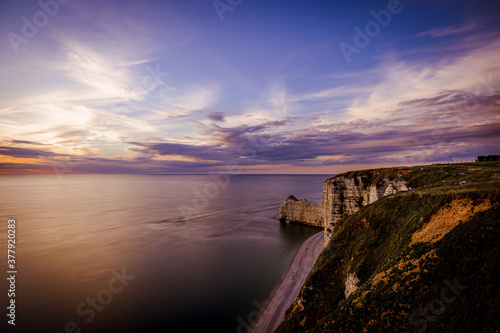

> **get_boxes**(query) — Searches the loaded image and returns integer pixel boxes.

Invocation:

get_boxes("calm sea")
[0,174,327,333]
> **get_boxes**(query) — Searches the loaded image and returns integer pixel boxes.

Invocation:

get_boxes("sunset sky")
[1,0,499,174]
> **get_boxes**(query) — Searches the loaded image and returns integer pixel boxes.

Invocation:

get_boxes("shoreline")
[251,231,324,333]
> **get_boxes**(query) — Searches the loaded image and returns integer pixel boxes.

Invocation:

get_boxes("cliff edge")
[279,167,410,244]
[322,168,409,243]
[275,162,500,332]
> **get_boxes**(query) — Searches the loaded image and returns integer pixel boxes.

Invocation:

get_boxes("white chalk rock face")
[367,184,380,204]
[279,195,324,227]
[279,169,411,245]
[345,273,360,298]
[322,172,409,244]
[384,183,396,196]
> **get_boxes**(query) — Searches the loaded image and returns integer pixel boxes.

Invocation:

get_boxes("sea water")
[0,174,327,332]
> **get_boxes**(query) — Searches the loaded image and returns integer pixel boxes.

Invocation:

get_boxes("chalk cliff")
[322,169,409,243]
[279,168,410,244]
[279,195,323,227]
[276,162,500,333]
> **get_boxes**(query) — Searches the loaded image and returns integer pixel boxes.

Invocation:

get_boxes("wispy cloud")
[0,146,62,158]
[117,91,499,171]
[148,83,220,119]
[346,38,500,120]
[417,21,480,38]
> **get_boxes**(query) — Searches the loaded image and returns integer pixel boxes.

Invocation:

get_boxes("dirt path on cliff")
[251,231,324,333]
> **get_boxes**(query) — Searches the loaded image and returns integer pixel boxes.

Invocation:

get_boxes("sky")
[0,0,499,174]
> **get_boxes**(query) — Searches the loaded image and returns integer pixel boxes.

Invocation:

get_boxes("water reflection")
[0,174,328,332]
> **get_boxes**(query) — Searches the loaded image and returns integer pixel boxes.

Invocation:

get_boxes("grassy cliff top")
[277,162,500,333]
[326,161,499,191]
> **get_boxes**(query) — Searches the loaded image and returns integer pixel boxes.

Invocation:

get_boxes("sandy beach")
[251,231,324,333]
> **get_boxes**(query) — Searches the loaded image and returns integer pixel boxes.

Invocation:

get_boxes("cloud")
[0,146,62,158]
[2,95,498,174]
[206,112,225,122]
[0,33,166,160]
[346,38,500,120]
[222,81,291,128]
[417,21,480,38]
[129,141,229,161]
[62,40,140,101]
[8,139,47,146]
[290,84,370,103]
[121,93,499,170]
[169,84,220,114]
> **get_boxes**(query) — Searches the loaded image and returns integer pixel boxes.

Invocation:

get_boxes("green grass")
[275,162,500,333]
